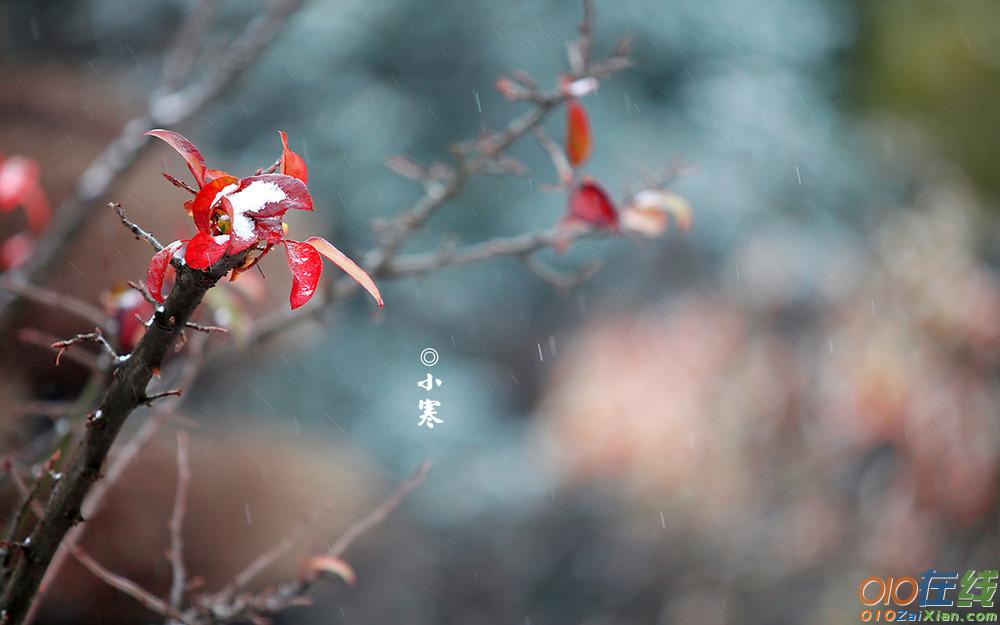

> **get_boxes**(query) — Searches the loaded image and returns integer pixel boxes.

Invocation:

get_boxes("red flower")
[145,130,382,310]
[565,100,592,167]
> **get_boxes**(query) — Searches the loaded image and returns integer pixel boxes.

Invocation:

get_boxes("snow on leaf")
[305,236,383,308]
[146,129,208,188]
[284,239,323,309]
[145,240,184,303]
[278,131,308,183]
[565,100,592,167]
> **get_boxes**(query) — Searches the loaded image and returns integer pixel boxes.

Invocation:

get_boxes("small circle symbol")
[420,348,439,367]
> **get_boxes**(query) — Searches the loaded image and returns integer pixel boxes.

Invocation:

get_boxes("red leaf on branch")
[146,240,184,303]
[185,231,229,270]
[284,239,323,309]
[566,179,618,230]
[565,100,592,167]
[191,175,239,234]
[147,129,208,188]
[279,131,309,183]
[305,236,383,308]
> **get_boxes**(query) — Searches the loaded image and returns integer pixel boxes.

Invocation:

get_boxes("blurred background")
[2,0,1000,623]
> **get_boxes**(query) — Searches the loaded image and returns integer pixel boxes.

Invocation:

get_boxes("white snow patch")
[221,180,286,240]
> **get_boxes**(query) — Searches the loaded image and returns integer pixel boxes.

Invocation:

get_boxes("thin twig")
[194,461,430,624]
[214,505,329,602]
[50,329,119,366]
[168,432,191,615]
[532,126,574,185]
[70,546,190,623]
[112,203,164,252]
[384,225,601,278]
[18,328,100,371]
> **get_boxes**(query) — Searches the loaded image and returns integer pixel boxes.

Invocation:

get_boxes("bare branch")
[70,546,189,623]
[195,461,430,624]
[50,329,119,366]
[183,322,228,334]
[18,328,100,371]
[25,336,210,625]
[384,225,602,279]
[213,505,328,603]
[112,202,164,252]
[532,127,574,185]
[0,277,108,330]
[168,432,192,614]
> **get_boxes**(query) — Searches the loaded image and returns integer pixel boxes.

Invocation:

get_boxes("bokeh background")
[2,0,1000,623]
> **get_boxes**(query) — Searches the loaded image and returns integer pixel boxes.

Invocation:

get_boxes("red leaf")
[278,131,309,183]
[305,236,383,308]
[146,240,184,303]
[190,175,239,234]
[237,174,313,217]
[0,156,40,212]
[567,179,618,230]
[0,232,34,271]
[185,231,229,269]
[146,129,208,188]
[21,184,50,234]
[284,239,323,309]
[565,100,592,167]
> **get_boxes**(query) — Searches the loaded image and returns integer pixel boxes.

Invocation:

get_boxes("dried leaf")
[621,190,692,237]
[146,129,208,188]
[303,554,356,587]
[305,236,383,308]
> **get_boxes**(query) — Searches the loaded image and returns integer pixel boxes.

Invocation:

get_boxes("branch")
[69,546,189,624]
[0,277,107,330]
[168,432,192,615]
[112,202,164,252]
[384,225,602,279]
[0,253,245,625]
[23,335,210,625]
[50,329,119,366]
[195,461,430,624]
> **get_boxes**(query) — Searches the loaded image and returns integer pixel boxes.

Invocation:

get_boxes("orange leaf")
[303,554,356,586]
[305,236,383,308]
[278,131,308,183]
[565,100,592,167]
[146,129,208,188]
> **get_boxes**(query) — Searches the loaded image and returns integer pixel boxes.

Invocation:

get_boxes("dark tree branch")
[0,254,245,625]
[24,335,210,625]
